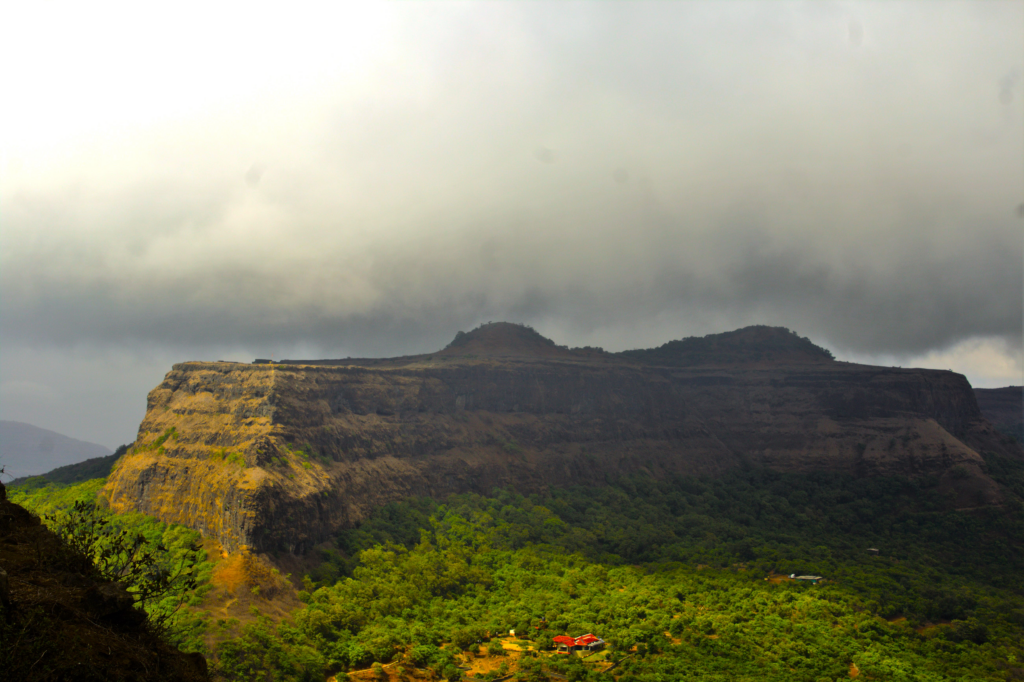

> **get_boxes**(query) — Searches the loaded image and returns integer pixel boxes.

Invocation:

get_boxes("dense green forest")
[9,449,1024,681]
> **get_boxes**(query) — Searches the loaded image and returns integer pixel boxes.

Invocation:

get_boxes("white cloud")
[0,1,1021,444]
[906,337,1023,389]
[839,335,1024,389]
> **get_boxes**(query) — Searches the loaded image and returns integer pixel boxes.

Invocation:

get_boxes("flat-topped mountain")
[438,321,578,358]
[102,324,1022,555]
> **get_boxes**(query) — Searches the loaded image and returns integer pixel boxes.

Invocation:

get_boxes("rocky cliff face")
[975,386,1023,441]
[103,324,1021,554]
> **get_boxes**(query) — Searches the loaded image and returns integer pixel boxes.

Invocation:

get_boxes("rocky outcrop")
[103,324,1021,554]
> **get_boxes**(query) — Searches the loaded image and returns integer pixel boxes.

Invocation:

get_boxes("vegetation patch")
[210,448,247,468]
[213,467,1024,681]
[284,441,331,467]
[133,427,180,454]
[9,460,1024,681]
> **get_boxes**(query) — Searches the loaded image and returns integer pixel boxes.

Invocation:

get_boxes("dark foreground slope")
[103,323,1022,555]
[0,481,208,682]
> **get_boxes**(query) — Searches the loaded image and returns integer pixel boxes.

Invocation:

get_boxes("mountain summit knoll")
[620,324,835,366]
[438,321,577,358]
[102,324,1021,554]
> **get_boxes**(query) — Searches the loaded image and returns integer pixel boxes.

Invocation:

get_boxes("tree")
[45,500,200,628]
[452,628,475,650]
[514,656,547,682]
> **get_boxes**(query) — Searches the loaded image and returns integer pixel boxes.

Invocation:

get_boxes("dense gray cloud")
[1,1,1021,448]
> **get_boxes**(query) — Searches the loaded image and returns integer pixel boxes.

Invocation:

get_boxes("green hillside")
[9,453,1024,681]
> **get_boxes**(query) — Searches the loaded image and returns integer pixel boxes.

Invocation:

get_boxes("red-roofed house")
[553,634,605,653]
[553,636,576,648]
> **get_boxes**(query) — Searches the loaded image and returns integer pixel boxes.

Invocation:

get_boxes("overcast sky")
[1,1,1021,450]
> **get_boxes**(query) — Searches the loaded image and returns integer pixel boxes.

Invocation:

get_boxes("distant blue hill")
[0,421,112,481]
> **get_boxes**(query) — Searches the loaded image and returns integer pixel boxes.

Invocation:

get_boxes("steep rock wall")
[103,349,1018,554]
[975,386,1023,440]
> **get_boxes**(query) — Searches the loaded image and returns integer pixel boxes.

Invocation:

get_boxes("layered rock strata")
[103,324,1020,554]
